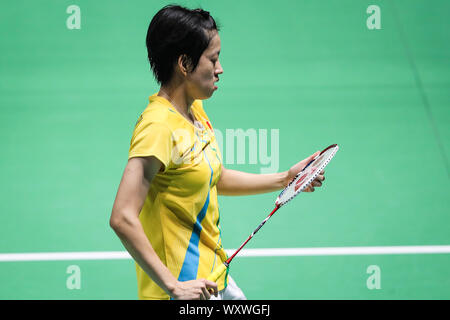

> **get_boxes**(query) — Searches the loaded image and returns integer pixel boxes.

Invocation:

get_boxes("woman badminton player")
[110,5,325,300]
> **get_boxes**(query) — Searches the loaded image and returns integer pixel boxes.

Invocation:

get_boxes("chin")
[191,86,215,101]
[198,91,214,100]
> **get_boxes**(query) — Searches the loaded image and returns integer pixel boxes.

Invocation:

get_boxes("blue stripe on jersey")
[178,150,213,282]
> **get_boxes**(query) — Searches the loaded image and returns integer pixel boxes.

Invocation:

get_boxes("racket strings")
[276,145,338,207]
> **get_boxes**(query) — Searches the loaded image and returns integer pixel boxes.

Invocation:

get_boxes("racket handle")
[207,263,228,282]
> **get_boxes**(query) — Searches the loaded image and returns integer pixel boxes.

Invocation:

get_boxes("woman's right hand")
[171,279,218,300]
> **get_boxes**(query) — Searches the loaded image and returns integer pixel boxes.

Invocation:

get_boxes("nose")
[215,60,223,75]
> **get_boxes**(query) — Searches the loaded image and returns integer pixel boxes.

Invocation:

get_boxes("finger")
[205,280,219,297]
[201,286,211,300]
[312,180,322,187]
[302,151,320,169]
[316,174,325,181]
[309,151,320,164]
[198,287,206,300]
[207,287,218,297]
[307,151,320,161]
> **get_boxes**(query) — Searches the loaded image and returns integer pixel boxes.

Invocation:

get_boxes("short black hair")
[146,4,220,86]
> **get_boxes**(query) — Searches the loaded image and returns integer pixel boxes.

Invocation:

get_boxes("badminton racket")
[207,144,339,282]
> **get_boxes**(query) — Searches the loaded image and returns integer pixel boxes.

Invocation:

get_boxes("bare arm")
[217,151,325,196]
[110,157,218,300]
[217,168,288,196]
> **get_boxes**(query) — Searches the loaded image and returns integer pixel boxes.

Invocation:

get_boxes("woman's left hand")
[284,151,326,192]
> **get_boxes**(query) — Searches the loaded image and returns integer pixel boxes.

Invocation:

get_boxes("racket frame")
[207,144,339,282]
[275,144,338,208]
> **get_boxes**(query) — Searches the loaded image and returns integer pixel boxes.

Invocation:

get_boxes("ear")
[177,54,193,76]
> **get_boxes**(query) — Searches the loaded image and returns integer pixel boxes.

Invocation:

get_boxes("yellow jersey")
[128,93,228,300]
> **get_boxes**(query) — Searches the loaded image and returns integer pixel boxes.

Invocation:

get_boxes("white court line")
[1,245,450,262]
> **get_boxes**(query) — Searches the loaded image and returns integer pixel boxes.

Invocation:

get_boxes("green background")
[0,0,449,299]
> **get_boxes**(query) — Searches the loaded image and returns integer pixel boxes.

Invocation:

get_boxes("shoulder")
[136,95,181,131]
[140,103,171,124]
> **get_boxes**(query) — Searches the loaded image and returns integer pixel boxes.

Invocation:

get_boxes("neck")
[157,84,194,118]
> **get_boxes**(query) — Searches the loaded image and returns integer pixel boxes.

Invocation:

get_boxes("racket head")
[275,144,339,207]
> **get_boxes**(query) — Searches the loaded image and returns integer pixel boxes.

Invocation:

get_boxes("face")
[185,31,223,100]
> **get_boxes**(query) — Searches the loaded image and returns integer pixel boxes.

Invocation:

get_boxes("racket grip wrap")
[207,263,228,282]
